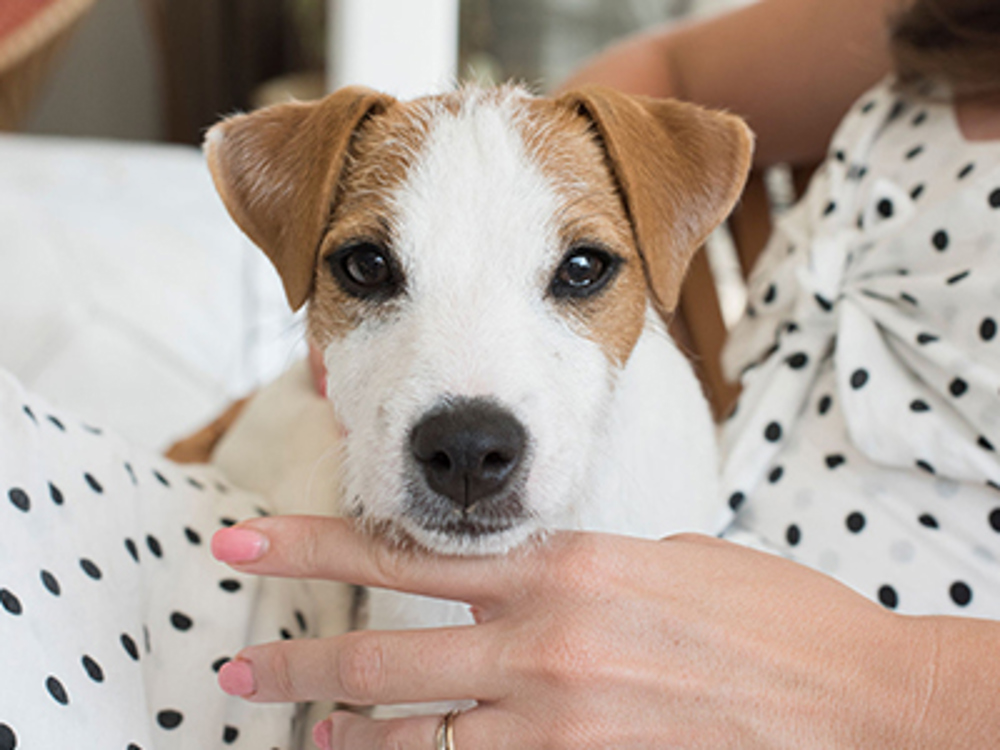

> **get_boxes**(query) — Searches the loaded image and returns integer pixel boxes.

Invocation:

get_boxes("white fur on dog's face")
[309,88,648,555]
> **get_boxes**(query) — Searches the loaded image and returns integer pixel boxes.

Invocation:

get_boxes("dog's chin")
[403,516,541,556]
[352,497,539,556]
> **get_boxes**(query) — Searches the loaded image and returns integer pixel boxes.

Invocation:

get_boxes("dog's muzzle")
[406,396,530,538]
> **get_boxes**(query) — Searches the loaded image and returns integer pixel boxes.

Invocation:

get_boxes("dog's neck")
[569,310,720,538]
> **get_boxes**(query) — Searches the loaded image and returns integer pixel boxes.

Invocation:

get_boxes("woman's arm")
[211,518,1000,749]
[561,0,901,168]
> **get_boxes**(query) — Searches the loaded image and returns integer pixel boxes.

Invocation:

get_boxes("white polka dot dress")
[720,78,1000,617]
[0,369,313,748]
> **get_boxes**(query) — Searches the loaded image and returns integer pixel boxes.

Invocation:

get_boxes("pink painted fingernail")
[211,527,268,563]
[218,659,256,697]
[313,719,332,750]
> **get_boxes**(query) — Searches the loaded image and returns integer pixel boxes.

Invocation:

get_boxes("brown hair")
[890,0,1000,94]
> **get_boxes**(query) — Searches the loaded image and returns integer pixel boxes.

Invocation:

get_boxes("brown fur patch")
[516,99,649,367]
[307,99,438,348]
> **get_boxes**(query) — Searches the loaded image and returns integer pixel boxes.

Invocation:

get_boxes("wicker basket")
[0,0,97,131]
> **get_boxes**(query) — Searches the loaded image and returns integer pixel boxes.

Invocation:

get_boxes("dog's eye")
[327,242,401,299]
[550,247,621,299]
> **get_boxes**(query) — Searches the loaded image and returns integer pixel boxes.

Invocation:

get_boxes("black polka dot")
[7,488,29,512]
[40,570,60,596]
[814,294,834,312]
[957,163,975,180]
[787,352,808,369]
[80,558,102,580]
[211,656,231,673]
[834,149,846,162]
[46,676,68,705]
[949,378,968,397]
[223,726,239,744]
[170,612,193,631]
[81,655,104,683]
[768,466,784,484]
[979,436,995,452]
[157,710,183,730]
[915,460,936,475]
[187,477,205,490]
[911,110,927,126]
[990,188,1000,209]
[82,423,102,435]
[46,415,65,431]
[846,512,866,533]
[146,535,163,558]
[153,470,170,487]
[931,230,949,251]
[946,270,970,285]
[817,395,832,415]
[280,628,294,640]
[850,369,869,389]
[785,524,801,546]
[22,404,36,423]
[950,582,972,607]
[219,579,242,593]
[0,589,22,615]
[825,454,846,469]
[899,292,919,306]
[124,462,138,485]
[84,473,103,494]
[220,517,237,528]
[823,201,837,216]
[918,513,939,529]
[910,183,925,201]
[184,527,202,545]
[49,482,63,506]
[0,723,15,750]
[764,422,782,442]
[127,745,141,750]
[878,585,899,609]
[916,332,938,345]
[980,318,997,342]
[121,633,140,661]
[904,145,924,160]
[763,284,777,304]
[909,399,930,413]
[728,491,746,511]
[876,198,894,218]
[125,538,139,563]
[861,100,876,113]
[295,610,308,632]
[143,624,152,654]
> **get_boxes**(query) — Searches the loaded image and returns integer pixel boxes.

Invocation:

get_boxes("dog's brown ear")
[556,86,753,317]
[205,87,396,310]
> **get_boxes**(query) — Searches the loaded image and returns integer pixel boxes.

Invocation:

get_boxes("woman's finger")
[318,706,517,750]
[211,515,538,604]
[219,624,508,705]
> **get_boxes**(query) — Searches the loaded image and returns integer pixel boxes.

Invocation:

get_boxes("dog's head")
[205,85,751,555]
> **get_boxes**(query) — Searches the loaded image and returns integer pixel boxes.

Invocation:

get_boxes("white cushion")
[0,134,303,450]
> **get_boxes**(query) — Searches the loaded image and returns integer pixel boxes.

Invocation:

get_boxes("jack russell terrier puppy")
[202,83,752,720]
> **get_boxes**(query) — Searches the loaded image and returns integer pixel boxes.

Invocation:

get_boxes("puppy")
[204,84,751,719]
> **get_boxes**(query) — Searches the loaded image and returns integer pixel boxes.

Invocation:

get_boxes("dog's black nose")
[410,398,528,510]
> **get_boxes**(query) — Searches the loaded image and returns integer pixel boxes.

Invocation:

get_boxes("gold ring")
[435,709,460,750]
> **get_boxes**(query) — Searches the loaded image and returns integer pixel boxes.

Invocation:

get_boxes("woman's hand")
[211,518,939,749]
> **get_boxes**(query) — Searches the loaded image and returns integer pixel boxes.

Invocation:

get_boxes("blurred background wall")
[13,0,744,145]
